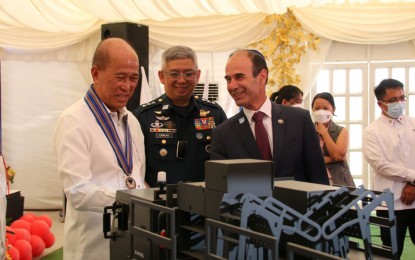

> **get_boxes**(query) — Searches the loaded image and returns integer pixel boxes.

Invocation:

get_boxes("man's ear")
[195,69,201,85]
[158,70,165,85]
[258,69,268,85]
[376,101,384,110]
[91,65,99,81]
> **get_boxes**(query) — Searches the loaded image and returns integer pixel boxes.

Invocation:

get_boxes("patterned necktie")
[252,112,272,160]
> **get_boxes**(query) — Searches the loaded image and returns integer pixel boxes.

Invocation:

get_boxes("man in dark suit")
[211,49,329,185]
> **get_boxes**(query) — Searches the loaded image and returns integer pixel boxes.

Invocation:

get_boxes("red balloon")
[30,220,50,241]
[20,214,36,223]
[11,219,31,232]
[30,235,45,257]
[24,212,36,218]
[43,232,55,248]
[13,228,31,242]
[36,215,52,228]
[6,226,16,244]
[7,245,20,260]
[13,240,32,260]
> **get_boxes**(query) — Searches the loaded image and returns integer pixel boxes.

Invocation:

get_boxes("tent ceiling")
[0,0,415,56]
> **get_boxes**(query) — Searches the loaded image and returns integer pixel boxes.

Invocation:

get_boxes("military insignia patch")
[194,116,216,130]
[151,120,163,128]
[199,109,210,117]
[150,128,177,133]
[163,121,176,129]
[156,116,170,121]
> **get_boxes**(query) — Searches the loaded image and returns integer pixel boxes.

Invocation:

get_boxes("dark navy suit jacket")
[211,103,329,185]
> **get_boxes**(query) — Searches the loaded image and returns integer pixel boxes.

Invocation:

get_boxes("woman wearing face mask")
[271,85,304,108]
[311,92,356,187]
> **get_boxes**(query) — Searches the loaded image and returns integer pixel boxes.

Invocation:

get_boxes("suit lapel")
[271,103,286,172]
[235,111,262,159]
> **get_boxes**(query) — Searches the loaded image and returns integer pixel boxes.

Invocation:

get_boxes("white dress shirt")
[243,99,273,155]
[54,99,146,260]
[363,114,415,210]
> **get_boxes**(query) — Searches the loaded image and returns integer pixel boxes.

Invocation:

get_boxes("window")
[309,63,367,187]
[371,63,415,119]
[194,83,219,102]
[309,61,414,189]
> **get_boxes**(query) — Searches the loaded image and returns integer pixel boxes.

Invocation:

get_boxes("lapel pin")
[278,119,284,124]
[239,117,245,124]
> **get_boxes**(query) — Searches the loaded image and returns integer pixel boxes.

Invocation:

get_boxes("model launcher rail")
[103,159,398,260]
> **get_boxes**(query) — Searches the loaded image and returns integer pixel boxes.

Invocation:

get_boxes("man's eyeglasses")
[381,95,407,103]
[166,71,197,80]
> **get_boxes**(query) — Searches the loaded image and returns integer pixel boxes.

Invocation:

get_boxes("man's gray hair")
[161,45,198,70]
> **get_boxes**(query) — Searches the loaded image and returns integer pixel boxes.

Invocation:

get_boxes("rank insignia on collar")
[200,109,210,117]
[154,110,162,115]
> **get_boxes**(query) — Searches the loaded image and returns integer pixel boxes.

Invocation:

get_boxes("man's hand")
[400,183,415,205]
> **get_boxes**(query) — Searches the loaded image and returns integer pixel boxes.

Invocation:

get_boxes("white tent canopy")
[2,0,415,209]
[2,0,415,57]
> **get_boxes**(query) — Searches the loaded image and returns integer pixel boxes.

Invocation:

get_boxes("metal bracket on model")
[103,159,398,260]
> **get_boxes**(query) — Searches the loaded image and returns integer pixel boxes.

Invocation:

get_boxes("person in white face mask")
[363,78,415,258]
[270,85,304,108]
[311,92,356,187]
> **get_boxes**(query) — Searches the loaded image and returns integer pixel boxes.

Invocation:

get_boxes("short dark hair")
[273,85,303,104]
[229,49,268,83]
[312,92,335,108]
[374,79,404,101]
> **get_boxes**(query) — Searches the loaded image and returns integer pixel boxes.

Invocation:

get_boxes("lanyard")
[84,86,132,176]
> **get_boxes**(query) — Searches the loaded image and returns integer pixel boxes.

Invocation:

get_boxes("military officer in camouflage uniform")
[134,45,227,187]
